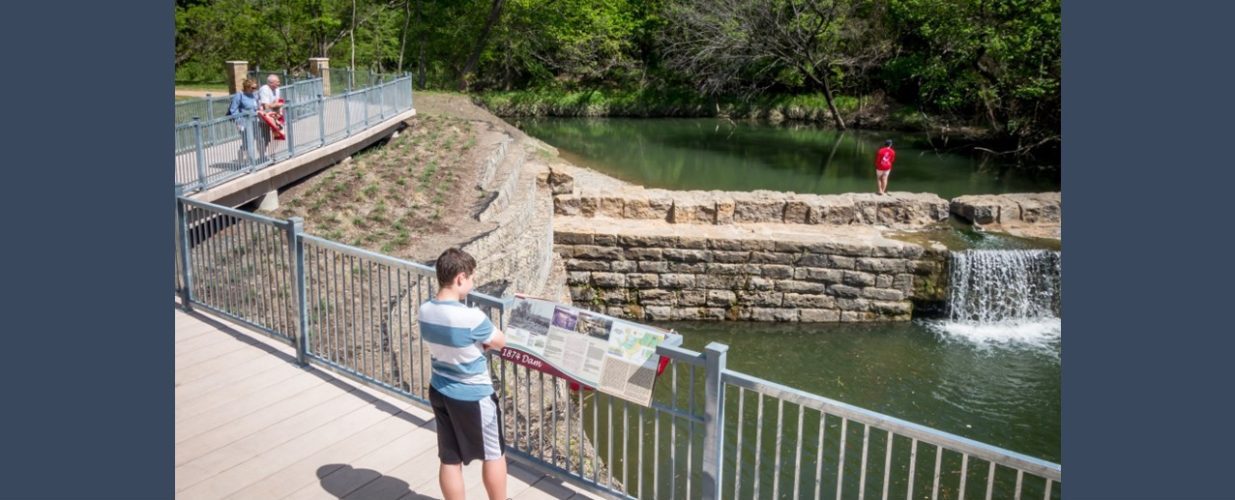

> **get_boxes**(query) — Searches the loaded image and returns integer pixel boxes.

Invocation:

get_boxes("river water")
[526,116,1062,494]
[517,117,1060,199]
[664,318,1061,463]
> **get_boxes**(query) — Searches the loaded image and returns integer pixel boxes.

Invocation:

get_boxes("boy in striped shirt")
[420,248,507,500]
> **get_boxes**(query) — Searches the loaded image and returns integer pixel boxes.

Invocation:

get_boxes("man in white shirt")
[257,74,283,157]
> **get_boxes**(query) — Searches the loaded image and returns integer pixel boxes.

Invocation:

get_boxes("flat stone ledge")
[555,189,949,228]
[950,192,1061,240]
[554,216,935,258]
[950,192,1060,225]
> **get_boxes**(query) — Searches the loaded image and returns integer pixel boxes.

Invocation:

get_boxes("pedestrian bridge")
[175,75,415,208]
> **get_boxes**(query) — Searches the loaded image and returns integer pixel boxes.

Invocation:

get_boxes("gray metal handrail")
[174,78,324,127]
[723,370,1061,481]
[174,196,1061,499]
[175,74,414,193]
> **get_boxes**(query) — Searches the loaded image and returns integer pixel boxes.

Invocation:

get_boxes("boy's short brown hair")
[435,248,476,288]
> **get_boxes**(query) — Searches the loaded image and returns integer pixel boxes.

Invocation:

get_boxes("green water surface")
[665,320,1061,464]
[516,117,1060,199]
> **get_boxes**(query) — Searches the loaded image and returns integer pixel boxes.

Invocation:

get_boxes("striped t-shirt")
[419,299,496,401]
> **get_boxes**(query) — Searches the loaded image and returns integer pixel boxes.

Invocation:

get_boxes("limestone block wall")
[462,140,556,299]
[950,193,1061,225]
[554,230,947,322]
[554,189,951,228]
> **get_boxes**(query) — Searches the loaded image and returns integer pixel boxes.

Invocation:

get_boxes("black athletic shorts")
[429,387,505,465]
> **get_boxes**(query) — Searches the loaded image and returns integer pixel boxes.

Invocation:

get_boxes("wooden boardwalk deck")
[175,304,601,499]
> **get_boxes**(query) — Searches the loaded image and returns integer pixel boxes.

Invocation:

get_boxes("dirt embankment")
[272,94,515,264]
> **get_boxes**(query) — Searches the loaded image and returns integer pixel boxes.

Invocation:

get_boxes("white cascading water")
[931,249,1062,344]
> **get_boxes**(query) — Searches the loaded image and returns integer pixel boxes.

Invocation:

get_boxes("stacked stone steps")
[462,135,556,299]
[474,135,510,189]
[477,141,527,223]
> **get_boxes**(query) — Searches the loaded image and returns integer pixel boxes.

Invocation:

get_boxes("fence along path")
[174,303,601,499]
[174,75,412,193]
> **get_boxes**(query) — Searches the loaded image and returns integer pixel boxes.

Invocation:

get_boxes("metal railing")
[329,68,399,94]
[174,78,323,127]
[174,75,414,194]
[719,371,1061,500]
[174,196,1061,499]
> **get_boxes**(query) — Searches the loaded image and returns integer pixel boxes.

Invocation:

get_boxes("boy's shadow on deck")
[316,464,435,499]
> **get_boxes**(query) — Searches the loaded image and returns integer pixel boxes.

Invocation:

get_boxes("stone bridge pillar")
[224,61,249,94]
[308,57,331,96]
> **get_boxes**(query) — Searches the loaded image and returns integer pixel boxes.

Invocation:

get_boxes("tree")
[483,0,641,90]
[660,0,870,129]
[459,0,507,91]
[883,0,1060,154]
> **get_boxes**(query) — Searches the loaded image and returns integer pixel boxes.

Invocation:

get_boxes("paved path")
[175,302,599,499]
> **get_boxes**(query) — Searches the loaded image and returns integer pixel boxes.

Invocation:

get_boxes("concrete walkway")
[175,302,600,499]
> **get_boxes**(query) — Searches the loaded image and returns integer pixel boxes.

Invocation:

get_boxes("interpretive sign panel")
[499,297,681,406]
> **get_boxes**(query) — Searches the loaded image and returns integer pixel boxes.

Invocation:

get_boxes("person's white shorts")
[876,170,891,178]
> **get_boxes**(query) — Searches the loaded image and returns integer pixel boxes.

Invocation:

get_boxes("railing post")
[206,95,215,145]
[286,216,308,366]
[382,82,388,118]
[175,188,194,311]
[317,94,326,147]
[363,88,370,127]
[376,84,382,119]
[285,102,296,159]
[384,81,392,119]
[244,113,257,172]
[344,92,352,137]
[193,117,207,191]
[702,342,729,500]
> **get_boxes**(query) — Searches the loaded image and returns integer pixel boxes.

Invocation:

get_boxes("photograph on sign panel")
[509,298,554,336]
[576,310,613,341]
[551,306,578,330]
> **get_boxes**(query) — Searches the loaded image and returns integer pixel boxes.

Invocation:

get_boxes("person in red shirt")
[874,139,896,195]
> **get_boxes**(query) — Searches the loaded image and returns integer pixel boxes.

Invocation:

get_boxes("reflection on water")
[518,117,1060,199]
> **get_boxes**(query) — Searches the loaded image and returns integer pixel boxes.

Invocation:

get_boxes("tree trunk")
[416,0,426,88]
[458,0,506,92]
[350,0,357,72]
[398,0,411,73]
[816,69,847,130]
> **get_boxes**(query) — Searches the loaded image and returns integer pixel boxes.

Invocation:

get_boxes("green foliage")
[883,0,1060,141]
[176,0,1059,152]
[477,88,861,119]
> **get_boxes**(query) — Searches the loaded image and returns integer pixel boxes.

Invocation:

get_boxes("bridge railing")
[174,77,324,127]
[174,196,1060,499]
[329,68,401,94]
[174,75,413,194]
[718,371,1061,500]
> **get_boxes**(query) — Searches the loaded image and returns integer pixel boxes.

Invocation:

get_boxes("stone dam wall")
[553,219,949,322]
[555,189,952,228]
[544,166,1060,322]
